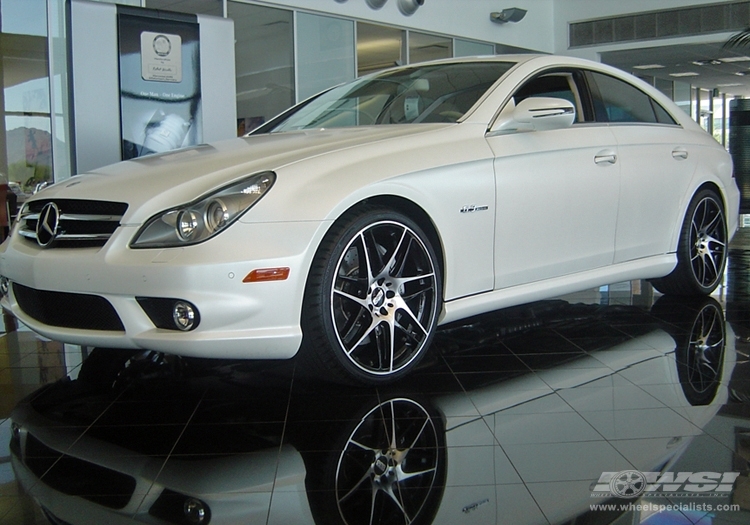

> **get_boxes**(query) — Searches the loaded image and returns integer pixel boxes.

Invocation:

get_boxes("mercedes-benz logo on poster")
[36,202,60,247]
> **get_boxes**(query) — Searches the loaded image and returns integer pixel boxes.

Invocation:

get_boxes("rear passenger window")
[588,71,676,125]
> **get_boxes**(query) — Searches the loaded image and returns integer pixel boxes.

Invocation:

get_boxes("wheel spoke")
[394,298,429,337]
[334,288,369,309]
[706,235,726,249]
[391,272,436,289]
[384,486,413,524]
[388,319,397,373]
[394,318,424,345]
[396,464,438,483]
[368,487,379,525]
[400,284,434,303]
[388,399,398,448]
[347,317,384,354]
[338,469,377,505]
[364,229,386,276]
[702,206,721,232]
[349,439,380,453]
[381,227,408,278]
[407,417,430,451]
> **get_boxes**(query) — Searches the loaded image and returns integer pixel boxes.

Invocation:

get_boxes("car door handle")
[594,153,617,165]
[672,148,688,160]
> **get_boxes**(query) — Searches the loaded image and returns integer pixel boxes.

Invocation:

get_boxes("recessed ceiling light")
[720,56,750,62]
[632,64,665,70]
[669,72,700,77]
[717,83,743,87]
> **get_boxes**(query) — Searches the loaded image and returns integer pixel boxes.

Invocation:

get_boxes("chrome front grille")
[18,199,128,247]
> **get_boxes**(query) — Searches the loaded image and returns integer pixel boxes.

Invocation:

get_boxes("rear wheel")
[651,189,727,296]
[301,206,442,385]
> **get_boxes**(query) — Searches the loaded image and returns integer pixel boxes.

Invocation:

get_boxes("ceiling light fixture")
[398,0,424,16]
[490,7,527,24]
[719,56,750,62]
[692,60,723,66]
[365,0,387,9]
[632,64,665,70]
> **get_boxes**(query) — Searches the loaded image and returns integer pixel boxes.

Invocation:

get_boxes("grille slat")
[18,199,128,248]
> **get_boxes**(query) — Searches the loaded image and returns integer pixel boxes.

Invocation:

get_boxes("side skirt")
[439,254,677,325]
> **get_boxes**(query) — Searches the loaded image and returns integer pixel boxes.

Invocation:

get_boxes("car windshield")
[259,61,515,132]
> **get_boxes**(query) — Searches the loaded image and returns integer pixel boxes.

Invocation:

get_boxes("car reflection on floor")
[7,295,735,525]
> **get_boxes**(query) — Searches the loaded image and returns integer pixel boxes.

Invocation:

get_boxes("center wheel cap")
[372,288,386,308]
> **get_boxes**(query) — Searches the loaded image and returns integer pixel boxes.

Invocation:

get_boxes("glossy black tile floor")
[2,227,750,525]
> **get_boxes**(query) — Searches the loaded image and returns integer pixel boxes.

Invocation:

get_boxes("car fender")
[259,125,497,302]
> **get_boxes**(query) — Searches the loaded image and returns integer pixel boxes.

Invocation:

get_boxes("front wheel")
[651,188,728,296]
[301,206,442,385]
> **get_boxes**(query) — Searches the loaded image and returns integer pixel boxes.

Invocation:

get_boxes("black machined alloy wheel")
[651,189,727,296]
[335,398,443,525]
[332,220,438,376]
[302,206,442,384]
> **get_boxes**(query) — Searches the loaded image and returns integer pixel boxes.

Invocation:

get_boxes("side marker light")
[243,267,290,282]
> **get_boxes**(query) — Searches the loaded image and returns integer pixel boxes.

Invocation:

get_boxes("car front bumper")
[0,219,328,359]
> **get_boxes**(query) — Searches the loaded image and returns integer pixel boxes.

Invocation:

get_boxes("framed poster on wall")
[118,10,202,160]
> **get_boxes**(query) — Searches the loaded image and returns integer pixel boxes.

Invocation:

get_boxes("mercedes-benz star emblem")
[36,202,61,247]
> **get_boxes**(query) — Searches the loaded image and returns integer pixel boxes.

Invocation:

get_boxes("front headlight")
[130,171,275,248]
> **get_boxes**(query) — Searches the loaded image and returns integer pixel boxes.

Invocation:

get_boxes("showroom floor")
[1,227,750,525]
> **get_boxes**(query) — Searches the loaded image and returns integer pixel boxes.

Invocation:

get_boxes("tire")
[300,206,442,385]
[651,188,727,296]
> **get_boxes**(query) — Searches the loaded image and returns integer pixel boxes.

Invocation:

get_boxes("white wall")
[250,0,556,53]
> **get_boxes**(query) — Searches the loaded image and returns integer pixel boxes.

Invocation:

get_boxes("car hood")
[30,125,453,225]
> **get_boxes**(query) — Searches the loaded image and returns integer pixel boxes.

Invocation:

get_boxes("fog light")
[0,276,9,297]
[173,301,196,331]
[183,498,207,524]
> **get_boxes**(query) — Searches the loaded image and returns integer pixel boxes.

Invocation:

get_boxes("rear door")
[584,71,699,263]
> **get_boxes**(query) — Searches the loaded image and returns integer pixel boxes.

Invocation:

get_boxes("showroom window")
[409,32,452,64]
[357,22,405,76]
[144,0,222,15]
[455,38,495,57]
[297,13,355,101]
[229,2,294,134]
[1,0,55,202]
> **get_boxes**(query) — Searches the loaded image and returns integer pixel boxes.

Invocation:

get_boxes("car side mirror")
[490,97,576,135]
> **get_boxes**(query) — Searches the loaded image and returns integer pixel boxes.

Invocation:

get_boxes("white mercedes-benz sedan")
[0,55,740,384]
